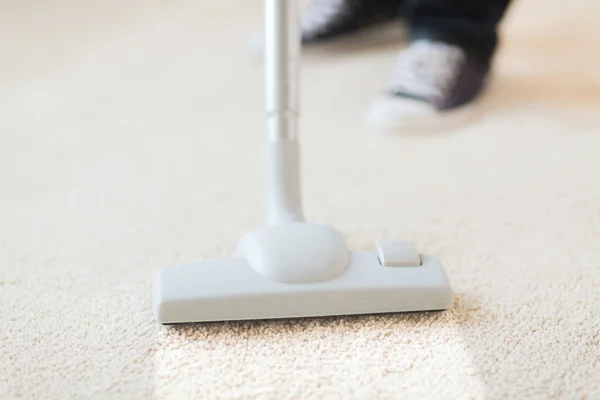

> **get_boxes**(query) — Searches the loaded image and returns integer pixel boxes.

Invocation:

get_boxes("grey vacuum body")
[152,0,453,324]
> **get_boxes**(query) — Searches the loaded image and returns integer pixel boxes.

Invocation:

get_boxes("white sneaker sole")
[364,94,483,135]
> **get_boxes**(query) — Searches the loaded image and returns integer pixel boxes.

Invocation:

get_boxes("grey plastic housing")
[153,251,452,324]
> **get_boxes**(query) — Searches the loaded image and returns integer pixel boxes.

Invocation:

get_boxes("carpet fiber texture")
[1,0,599,399]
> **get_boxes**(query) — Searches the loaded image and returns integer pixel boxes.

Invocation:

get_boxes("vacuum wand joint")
[264,0,304,224]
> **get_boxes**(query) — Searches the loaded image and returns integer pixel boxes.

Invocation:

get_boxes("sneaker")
[246,0,401,58]
[300,0,400,43]
[366,39,491,133]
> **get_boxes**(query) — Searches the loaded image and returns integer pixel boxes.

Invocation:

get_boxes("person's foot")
[246,0,401,58]
[366,39,491,133]
[300,0,400,43]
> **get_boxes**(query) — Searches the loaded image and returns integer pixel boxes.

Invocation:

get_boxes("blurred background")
[1,1,599,399]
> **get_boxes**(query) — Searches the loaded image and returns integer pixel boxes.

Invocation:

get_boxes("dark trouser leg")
[405,0,512,63]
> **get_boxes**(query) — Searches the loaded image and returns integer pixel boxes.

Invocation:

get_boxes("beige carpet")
[1,0,599,398]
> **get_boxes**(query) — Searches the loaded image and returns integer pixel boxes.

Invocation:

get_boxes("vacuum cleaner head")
[154,222,452,324]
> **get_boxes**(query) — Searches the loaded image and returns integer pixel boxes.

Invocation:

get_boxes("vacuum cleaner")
[152,0,453,324]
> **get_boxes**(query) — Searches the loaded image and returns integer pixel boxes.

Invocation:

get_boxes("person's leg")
[367,0,512,131]
[300,0,402,43]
